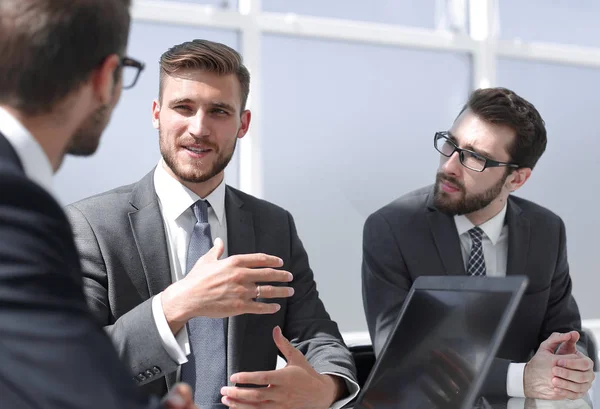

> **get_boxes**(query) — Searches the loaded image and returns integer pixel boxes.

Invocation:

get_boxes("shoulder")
[509,195,563,228]
[66,181,138,214]
[227,186,291,219]
[366,185,432,227]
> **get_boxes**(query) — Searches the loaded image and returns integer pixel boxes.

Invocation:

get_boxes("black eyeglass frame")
[119,56,145,89]
[434,131,520,172]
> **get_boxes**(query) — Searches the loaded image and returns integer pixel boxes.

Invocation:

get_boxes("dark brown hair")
[460,87,547,169]
[0,0,131,115]
[159,39,250,111]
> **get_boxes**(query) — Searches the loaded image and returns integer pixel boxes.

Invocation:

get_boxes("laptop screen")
[355,288,515,409]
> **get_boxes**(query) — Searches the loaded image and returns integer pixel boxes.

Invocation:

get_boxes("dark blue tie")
[467,227,487,277]
[180,200,227,407]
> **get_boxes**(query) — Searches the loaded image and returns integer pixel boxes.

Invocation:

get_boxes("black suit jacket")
[65,170,357,398]
[362,185,587,397]
[0,132,161,409]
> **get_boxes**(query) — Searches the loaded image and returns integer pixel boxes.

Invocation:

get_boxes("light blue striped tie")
[180,200,227,407]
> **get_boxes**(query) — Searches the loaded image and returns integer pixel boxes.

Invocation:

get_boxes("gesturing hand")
[524,332,594,400]
[162,239,295,333]
[220,326,347,409]
[163,383,199,409]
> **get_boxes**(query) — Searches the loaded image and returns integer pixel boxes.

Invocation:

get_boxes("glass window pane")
[262,34,471,331]
[263,0,452,29]
[154,0,237,8]
[499,0,600,47]
[54,22,239,205]
[497,58,600,320]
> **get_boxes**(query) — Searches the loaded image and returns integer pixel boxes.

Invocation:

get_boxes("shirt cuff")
[320,372,360,409]
[506,362,526,398]
[151,292,190,365]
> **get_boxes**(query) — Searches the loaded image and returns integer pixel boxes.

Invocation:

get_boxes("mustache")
[182,139,219,151]
[436,173,465,192]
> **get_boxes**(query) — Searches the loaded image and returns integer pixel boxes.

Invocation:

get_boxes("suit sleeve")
[282,211,358,387]
[361,212,413,356]
[0,171,162,409]
[540,218,588,353]
[66,204,180,385]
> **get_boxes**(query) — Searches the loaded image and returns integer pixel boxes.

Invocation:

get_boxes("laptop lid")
[355,275,528,409]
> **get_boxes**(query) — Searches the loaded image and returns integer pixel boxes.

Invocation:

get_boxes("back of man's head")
[0,0,131,116]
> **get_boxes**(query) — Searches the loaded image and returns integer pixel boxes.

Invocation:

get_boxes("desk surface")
[479,375,599,409]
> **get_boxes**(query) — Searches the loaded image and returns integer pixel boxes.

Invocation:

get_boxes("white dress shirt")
[454,204,526,398]
[151,160,228,366]
[0,107,53,194]
[151,160,358,407]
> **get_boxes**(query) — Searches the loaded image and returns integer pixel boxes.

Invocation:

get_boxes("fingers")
[551,376,592,397]
[540,332,575,353]
[163,382,195,409]
[221,396,278,409]
[245,268,293,284]
[255,285,294,300]
[557,356,594,372]
[221,385,274,403]
[231,370,277,387]
[242,301,282,315]
[200,238,225,262]
[272,326,304,364]
[229,253,284,269]
[553,365,595,384]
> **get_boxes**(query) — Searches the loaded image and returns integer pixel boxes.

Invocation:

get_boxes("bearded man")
[362,87,594,401]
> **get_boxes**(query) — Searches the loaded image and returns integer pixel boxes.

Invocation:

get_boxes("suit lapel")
[224,187,255,382]
[426,191,467,275]
[128,171,172,297]
[505,198,530,276]
[0,132,24,173]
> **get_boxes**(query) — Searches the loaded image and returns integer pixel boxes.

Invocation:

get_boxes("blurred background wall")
[54,0,600,333]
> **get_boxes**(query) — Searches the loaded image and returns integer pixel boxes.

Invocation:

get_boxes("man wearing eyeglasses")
[362,87,594,401]
[0,0,196,408]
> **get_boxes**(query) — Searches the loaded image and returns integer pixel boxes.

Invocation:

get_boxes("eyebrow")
[209,102,236,112]
[168,98,236,113]
[169,98,194,107]
[447,131,495,159]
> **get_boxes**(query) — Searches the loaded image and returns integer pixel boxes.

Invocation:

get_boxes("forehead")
[449,109,515,159]
[162,69,242,111]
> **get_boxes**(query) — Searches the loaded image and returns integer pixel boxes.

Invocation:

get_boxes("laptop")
[354,275,528,409]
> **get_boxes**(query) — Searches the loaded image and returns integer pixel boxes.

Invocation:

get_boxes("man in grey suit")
[362,87,594,401]
[66,39,358,409]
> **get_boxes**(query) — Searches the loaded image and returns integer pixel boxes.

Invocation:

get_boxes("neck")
[163,162,225,199]
[1,105,77,172]
[465,195,509,226]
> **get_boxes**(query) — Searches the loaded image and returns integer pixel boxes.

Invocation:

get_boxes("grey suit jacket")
[66,170,356,398]
[362,185,587,397]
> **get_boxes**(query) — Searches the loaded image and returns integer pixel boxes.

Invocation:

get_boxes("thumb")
[163,382,194,409]
[540,332,573,353]
[273,326,303,366]
[202,237,225,262]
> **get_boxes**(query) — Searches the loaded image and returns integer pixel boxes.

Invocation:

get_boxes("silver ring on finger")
[256,285,261,299]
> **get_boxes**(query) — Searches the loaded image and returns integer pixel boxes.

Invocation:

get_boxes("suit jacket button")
[152,366,161,374]
[137,373,146,382]
[144,370,154,378]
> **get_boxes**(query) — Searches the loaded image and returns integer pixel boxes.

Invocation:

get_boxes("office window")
[54,22,239,205]
[263,0,453,29]
[497,58,600,319]
[499,0,600,47]
[155,0,237,8]
[262,34,471,331]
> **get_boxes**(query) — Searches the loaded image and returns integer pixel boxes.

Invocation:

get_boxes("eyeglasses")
[120,56,145,89]
[433,131,519,172]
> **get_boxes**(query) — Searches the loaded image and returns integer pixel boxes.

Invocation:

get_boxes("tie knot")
[468,226,485,242]
[192,200,209,224]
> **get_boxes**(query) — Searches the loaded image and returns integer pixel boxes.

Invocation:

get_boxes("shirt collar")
[454,203,508,245]
[0,107,54,193]
[153,159,226,225]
